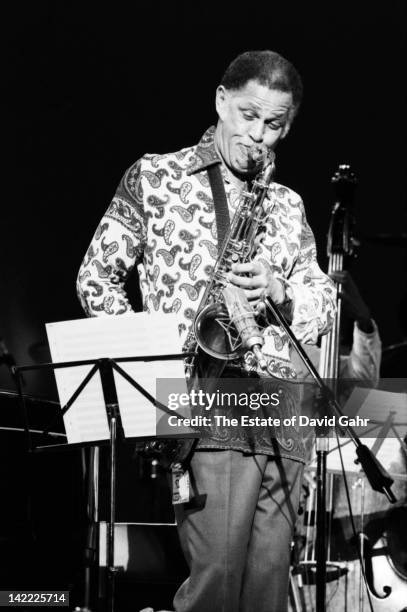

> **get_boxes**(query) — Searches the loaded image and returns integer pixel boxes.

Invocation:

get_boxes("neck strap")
[207,164,230,253]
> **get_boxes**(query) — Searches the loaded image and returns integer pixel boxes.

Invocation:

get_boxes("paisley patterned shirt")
[77,126,336,463]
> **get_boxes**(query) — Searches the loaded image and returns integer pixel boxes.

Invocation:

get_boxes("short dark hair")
[220,50,303,119]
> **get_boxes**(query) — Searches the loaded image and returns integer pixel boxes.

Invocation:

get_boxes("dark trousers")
[173,449,304,612]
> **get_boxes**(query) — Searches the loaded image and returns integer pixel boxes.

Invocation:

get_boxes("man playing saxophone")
[77,50,336,611]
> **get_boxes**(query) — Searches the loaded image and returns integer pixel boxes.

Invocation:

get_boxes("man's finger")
[228,274,253,288]
[231,262,263,275]
[244,288,265,300]
[229,274,265,289]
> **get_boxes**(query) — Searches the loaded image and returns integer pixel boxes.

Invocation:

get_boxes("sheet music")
[311,436,407,480]
[46,313,187,443]
[343,386,407,427]
[308,386,407,478]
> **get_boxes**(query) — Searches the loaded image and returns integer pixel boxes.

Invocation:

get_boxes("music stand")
[13,350,194,612]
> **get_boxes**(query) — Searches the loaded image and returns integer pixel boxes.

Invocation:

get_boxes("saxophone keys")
[252,345,268,371]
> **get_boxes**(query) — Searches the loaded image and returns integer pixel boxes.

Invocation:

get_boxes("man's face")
[215,80,293,176]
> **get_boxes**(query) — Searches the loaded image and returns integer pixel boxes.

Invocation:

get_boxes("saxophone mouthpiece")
[248,145,275,168]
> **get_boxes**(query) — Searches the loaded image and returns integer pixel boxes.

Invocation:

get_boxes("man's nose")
[248,121,264,143]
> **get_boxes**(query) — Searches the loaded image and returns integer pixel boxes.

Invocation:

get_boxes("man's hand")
[227,260,285,307]
[330,271,374,333]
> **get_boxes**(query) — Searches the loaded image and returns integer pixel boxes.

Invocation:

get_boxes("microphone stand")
[264,296,396,612]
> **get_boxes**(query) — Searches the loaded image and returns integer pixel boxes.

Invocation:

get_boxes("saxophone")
[141,147,277,470]
[185,145,277,379]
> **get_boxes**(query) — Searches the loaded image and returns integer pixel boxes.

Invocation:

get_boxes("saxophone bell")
[194,285,268,370]
[194,301,239,360]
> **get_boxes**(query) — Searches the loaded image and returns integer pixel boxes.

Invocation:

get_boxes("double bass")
[319,163,357,381]
[290,163,358,610]
[323,168,407,612]
[294,165,407,611]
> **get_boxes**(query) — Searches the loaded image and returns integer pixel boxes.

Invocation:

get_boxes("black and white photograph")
[2,3,406,611]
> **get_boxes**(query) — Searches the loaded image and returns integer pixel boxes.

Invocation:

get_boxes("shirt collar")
[186,126,221,175]
[186,126,249,190]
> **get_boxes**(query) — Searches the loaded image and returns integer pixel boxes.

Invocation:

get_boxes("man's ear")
[281,120,292,139]
[215,85,228,120]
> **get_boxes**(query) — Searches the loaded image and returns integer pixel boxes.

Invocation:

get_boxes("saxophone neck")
[258,151,276,185]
